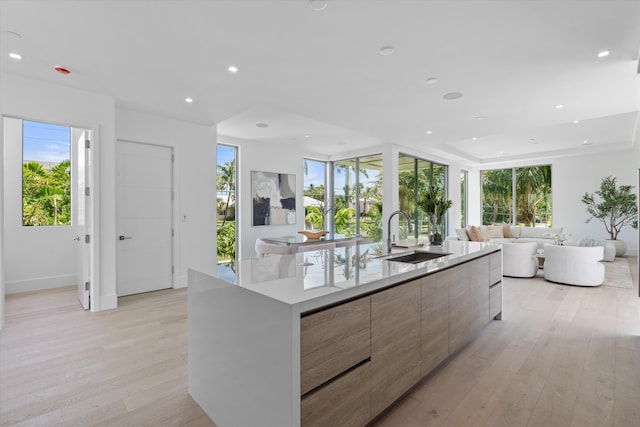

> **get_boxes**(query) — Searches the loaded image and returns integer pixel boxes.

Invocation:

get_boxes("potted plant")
[417,184,452,245]
[581,175,638,256]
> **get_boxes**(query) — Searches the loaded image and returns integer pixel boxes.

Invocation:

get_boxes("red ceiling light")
[54,66,71,75]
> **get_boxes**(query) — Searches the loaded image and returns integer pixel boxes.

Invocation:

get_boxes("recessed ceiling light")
[379,46,395,56]
[555,104,564,109]
[425,77,438,85]
[185,97,193,103]
[582,140,592,145]
[304,134,311,138]
[499,151,508,156]
[443,92,463,100]
[572,120,580,124]
[597,50,610,58]
[426,130,433,135]
[228,65,239,73]
[9,52,21,60]
[308,0,328,11]
[471,137,477,141]
[256,123,269,128]
[475,116,485,120]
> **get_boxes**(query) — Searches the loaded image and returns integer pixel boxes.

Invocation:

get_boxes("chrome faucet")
[387,210,413,253]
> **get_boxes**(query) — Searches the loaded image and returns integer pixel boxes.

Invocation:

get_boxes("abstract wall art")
[251,171,296,226]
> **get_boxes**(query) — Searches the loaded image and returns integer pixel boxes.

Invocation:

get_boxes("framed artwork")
[251,171,296,226]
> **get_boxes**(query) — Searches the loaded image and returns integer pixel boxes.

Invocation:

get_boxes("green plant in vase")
[417,184,452,245]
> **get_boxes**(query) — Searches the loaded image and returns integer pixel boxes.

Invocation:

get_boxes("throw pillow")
[485,226,504,239]
[455,228,470,241]
[468,225,487,242]
[492,223,512,238]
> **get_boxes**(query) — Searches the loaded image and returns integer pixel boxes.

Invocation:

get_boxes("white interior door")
[117,140,173,296]
[75,130,90,309]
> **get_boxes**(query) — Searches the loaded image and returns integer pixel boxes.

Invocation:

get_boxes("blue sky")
[217,144,235,166]
[23,120,70,162]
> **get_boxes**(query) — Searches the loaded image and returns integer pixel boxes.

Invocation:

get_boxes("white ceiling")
[1,0,639,164]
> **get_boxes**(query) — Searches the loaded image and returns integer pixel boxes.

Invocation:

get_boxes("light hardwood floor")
[1,258,638,427]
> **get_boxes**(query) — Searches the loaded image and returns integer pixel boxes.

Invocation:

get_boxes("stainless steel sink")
[384,250,451,264]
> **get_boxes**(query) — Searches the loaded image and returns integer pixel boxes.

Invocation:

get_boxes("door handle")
[119,235,132,240]
[73,236,80,241]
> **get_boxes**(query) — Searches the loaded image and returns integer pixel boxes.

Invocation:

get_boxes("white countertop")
[209,240,501,313]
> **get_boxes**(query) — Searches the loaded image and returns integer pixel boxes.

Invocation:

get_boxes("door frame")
[116,139,176,295]
[0,115,101,320]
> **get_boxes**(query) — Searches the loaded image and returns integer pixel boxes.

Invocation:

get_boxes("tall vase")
[606,239,626,257]
[429,214,445,246]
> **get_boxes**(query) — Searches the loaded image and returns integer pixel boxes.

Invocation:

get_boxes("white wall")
[115,109,218,285]
[3,117,77,293]
[1,72,117,311]
[478,146,639,255]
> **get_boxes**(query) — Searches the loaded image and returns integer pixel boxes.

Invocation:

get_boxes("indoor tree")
[582,175,638,240]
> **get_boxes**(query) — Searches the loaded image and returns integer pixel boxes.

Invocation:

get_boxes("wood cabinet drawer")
[490,282,502,320]
[301,361,371,427]
[421,271,449,376]
[371,280,421,418]
[301,297,370,395]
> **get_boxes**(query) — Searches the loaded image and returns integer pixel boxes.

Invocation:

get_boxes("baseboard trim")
[177,275,188,288]
[6,274,77,294]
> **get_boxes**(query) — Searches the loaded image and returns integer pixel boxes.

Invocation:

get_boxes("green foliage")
[334,207,356,236]
[217,221,236,263]
[582,176,638,240]
[304,205,324,230]
[303,183,325,203]
[217,159,235,223]
[481,166,552,226]
[417,184,452,219]
[22,160,71,226]
[481,169,513,224]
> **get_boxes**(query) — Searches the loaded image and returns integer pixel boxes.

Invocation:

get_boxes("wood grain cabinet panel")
[420,270,450,376]
[371,280,421,418]
[468,258,490,336]
[300,297,370,395]
[448,266,471,352]
[301,361,371,427]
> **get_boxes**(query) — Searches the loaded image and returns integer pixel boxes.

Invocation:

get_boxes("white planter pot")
[606,239,626,257]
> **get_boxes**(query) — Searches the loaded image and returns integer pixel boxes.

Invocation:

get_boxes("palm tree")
[482,169,513,224]
[216,160,235,224]
[22,160,71,226]
[515,166,551,226]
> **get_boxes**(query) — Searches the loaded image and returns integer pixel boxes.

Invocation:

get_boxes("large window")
[303,159,327,229]
[481,165,552,226]
[216,144,237,278]
[22,120,71,226]
[398,154,447,240]
[331,154,383,242]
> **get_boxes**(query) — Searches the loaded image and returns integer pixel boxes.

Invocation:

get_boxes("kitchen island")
[189,240,502,427]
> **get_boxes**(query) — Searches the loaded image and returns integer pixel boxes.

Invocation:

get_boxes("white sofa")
[501,241,539,278]
[453,225,563,250]
[543,244,605,286]
[565,237,616,262]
